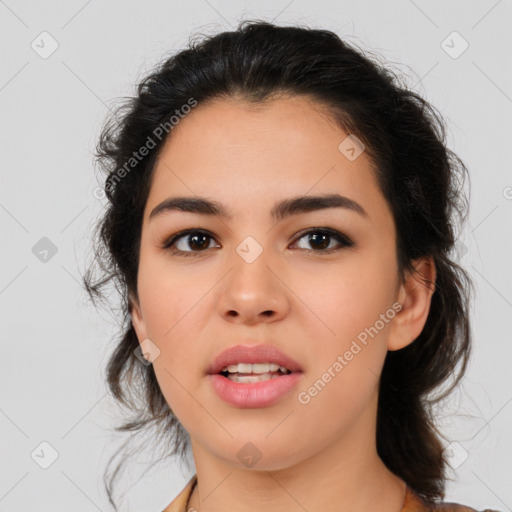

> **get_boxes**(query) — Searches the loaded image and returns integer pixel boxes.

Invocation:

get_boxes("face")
[130,95,426,471]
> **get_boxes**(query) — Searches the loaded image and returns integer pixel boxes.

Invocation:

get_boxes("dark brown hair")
[83,19,472,510]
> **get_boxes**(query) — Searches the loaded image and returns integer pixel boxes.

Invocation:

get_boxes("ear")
[387,256,436,351]
[129,292,148,343]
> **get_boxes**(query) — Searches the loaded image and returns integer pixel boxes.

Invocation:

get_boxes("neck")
[186,394,406,512]
[187,462,406,512]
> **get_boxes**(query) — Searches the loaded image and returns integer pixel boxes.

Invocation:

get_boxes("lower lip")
[208,372,303,408]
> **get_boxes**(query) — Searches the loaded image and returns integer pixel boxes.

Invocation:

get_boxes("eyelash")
[159,228,354,257]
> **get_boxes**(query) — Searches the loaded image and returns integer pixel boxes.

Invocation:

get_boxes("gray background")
[1,0,511,511]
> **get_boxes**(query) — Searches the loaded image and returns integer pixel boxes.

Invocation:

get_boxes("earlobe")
[387,256,436,352]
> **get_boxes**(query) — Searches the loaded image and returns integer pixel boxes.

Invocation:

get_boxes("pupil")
[310,233,328,250]
[190,234,209,250]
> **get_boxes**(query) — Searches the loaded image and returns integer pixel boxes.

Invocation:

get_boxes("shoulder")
[161,474,197,512]
[431,504,501,512]
[404,485,502,512]
[430,503,502,512]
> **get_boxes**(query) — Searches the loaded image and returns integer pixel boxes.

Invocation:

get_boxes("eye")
[291,228,354,253]
[160,229,219,257]
[160,227,354,257]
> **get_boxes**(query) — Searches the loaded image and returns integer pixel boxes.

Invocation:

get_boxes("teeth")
[227,373,282,383]
[221,363,290,374]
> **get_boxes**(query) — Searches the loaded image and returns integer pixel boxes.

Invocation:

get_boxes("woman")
[83,20,501,512]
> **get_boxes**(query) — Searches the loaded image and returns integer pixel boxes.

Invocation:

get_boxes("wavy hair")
[83,20,473,510]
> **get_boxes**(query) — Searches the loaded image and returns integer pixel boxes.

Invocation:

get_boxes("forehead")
[145,95,389,226]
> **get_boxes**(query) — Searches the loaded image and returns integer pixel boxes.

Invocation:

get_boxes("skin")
[130,94,436,512]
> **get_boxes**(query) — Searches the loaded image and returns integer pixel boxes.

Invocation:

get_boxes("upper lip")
[207,343,304,375]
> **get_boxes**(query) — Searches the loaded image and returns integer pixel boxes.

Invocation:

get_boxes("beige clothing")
[161,474,502,512]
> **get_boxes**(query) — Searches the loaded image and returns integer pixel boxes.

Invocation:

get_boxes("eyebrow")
[149,193,368,222]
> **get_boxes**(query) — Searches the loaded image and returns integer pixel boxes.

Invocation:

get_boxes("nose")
[216,248,290,325]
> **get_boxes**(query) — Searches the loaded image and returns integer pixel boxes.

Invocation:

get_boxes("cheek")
[136,253,211,394]
[292,257,397,344]
[289,254,396,406]
[294,273,392,427]
[137,250,202,335]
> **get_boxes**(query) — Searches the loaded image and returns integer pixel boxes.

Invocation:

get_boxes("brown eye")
[292,228,354,253]
[161,227,353,258]
[161,229,219,256]
[184,233,211,251]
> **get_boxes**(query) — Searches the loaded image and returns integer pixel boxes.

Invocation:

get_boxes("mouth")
[218,362,295,383]
[206,343,303,407]
[207,343,304,377]
[210,365,303,408]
